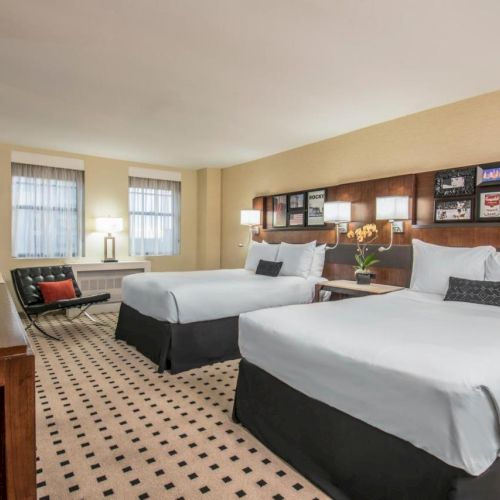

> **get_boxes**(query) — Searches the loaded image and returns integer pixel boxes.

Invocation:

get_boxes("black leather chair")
[11,265,111,340]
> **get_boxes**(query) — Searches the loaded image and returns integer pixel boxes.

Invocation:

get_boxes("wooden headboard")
[252,169,500,286]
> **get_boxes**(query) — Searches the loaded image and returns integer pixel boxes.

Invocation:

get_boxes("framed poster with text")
[307,189,325,226]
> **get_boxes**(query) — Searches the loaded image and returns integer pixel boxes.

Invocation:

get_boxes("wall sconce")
[324,201,352,249]
[376,196,409,252]
[239,209,261,246]
[96,217,124,262]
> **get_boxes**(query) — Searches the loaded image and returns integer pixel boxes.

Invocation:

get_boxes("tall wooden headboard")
[252,169,500,286]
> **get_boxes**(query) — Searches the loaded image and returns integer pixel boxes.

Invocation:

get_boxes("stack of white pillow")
[245,238,500,289]
[410,239,500,295]
[244,240,325,279]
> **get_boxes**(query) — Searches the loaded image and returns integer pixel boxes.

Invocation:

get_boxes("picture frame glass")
[288,212,304,226]
[478,166,500,186]
[434,167,476,198]
[272,195,287,227]
[288,193,305,209]
[434,198,473,222]
[478,190,500,219]
[307,189,325,225]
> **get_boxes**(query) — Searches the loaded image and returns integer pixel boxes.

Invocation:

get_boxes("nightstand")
[314,280,404,302]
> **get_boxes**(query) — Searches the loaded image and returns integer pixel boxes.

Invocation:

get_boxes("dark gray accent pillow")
[256,260,283,277]
[444,276,500,307]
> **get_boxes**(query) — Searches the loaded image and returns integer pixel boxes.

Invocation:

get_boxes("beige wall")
[197,168,222,269]
[0,143,199,284]
[221,90,500,268]
[4,90,500,279]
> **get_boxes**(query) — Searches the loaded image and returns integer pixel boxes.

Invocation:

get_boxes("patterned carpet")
[28,313,327,500]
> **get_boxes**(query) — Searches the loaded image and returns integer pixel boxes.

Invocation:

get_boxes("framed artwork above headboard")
[251,163,500,285]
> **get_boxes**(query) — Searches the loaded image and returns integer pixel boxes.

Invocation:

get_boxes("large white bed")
[239,289,500,476]
[234,240,500,500]
[122,268,324,323]
[116,240,327,373]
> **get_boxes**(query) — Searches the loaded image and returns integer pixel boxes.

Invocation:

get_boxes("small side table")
[314,280,404,302]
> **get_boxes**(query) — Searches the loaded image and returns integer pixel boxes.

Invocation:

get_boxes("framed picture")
[273,194,287,227]
[288,212,304,227]
[477,164,500,186]
[434,167,476,198]
[307,189,325,226]
[288,192,305,209]
[477,187,500,221]
[272,195,287,227]
[434,198,473,223]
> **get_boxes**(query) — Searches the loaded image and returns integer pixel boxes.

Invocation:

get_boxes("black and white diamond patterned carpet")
[29,313,326,499]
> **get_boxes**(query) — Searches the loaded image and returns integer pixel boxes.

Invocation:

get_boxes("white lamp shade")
[240,209,261,226]
[96,217,124,233]
[324,201,351,223]
[376,196,409,220]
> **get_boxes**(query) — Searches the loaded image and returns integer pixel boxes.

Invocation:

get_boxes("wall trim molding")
[11,151,84,171]
[129,166,181,182]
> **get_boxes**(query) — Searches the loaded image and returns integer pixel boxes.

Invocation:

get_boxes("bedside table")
[314,280,404,302]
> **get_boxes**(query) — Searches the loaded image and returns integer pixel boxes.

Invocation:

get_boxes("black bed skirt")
[233,359,500,500]
[115,303,240,374]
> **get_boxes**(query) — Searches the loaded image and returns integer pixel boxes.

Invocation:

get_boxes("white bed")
[239,289,500,476]
[122,268,325,323]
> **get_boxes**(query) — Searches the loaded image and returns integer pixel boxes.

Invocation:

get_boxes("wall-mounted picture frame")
[272,195,287,227]
[434,167,476,198]
[307,189,325,226]
[477,187,500,221]
[434,198,473,223]
[288,192,305,209]
[288,212,305,227]
[477,164,500,186]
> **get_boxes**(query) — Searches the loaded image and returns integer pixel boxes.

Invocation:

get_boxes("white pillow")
[485,253,500,281]
[310,244,326,277]
[410,239,495,295]
[277,241,316,278]
[244,241,279,271]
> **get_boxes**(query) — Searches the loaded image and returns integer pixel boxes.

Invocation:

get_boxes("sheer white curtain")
[129,176,181,256]
[11,163,84,258]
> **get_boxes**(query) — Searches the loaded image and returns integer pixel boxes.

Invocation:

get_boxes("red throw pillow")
[38,279,76,304]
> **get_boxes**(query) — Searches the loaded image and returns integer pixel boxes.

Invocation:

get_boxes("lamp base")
[104,234,117,262]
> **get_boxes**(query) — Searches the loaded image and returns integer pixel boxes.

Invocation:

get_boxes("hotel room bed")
[234,289,500,500]
[115,268,324,373]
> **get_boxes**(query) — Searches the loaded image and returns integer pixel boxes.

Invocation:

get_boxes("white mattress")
[239,289,500,476]
[122,268,324,323]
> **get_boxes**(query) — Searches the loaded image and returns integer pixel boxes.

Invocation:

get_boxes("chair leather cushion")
[11,266,82,305]
[38,279,77,304]
[25,292,111,314]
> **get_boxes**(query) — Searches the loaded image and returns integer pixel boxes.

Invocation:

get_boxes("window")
[129,176,181,256]
[11,163,84,258]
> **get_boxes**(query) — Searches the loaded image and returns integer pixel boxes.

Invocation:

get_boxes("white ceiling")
[1,0,500,169]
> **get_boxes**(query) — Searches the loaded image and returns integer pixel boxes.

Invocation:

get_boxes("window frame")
[128,175,181,257]
[11,163,85,259]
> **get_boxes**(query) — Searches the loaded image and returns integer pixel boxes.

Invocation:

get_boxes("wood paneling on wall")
[253,169,500,286]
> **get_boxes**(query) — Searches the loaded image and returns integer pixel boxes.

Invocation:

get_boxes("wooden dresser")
[0,275,36,499]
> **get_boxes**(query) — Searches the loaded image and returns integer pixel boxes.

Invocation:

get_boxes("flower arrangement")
[347,223,380,274]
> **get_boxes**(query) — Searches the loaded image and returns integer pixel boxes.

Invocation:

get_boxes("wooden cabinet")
[0,275,36,499]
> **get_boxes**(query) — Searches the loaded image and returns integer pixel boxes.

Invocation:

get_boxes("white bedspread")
[239,290,500,476]
[122,269,324,323]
